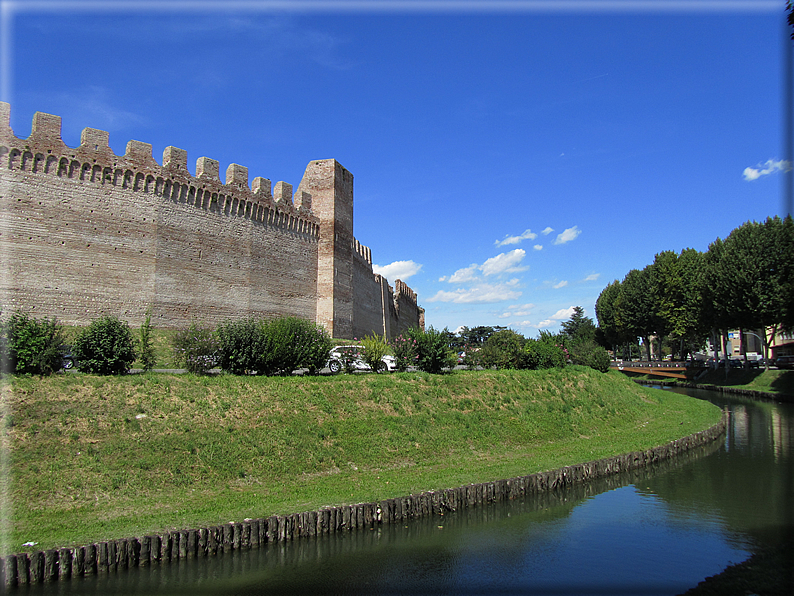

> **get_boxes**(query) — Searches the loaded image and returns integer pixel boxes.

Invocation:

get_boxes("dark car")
[61,345,76,370]
[775,355,794,369]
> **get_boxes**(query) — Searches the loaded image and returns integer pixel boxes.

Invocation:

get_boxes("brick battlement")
[0,103,422,339]
[0,103,318,239]
[353,238,372,264]
[394,279,417,304]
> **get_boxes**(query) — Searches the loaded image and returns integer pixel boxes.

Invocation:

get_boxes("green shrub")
[524,338,566,369]
[283,318,331,374]
[263,317,331,375]
[0,312,65,375]
[407,326,456,374]
[73,315,137,375]
[360,334,389,372]
[390,334,418,371]
[216,317,270,375]
[478,329,528,369]
[569,340,611,373]
[171,321,219,374]
[138,309,156,372]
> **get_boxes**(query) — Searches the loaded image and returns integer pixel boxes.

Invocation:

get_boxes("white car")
[327,346,396,374]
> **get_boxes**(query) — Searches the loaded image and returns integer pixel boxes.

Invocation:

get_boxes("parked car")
[61,345,76,370]
[775,355,794,370]
[326,346,396,374]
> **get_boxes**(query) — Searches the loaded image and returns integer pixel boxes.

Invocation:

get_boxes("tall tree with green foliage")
[673,248,710,358]
[560,306,597,345]
[595,280,622,358]
[614,267,654,360]
[648,250,681,359]
[782,215,794,331]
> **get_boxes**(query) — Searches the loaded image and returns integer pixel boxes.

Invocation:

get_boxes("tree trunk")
[721,329,729,380]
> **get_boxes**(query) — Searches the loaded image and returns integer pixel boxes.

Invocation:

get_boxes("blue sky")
[1,1,789,335]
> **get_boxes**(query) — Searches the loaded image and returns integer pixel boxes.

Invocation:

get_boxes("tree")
[788,1,794,40]
[782,215,794,331]
[648,250,681,359]
[614,267,654,360]
[560,306,597,345]
[595,280,622,358]
[673,248,710,359]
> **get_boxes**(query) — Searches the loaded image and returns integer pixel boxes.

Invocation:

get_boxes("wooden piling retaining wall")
[0,413,727,590]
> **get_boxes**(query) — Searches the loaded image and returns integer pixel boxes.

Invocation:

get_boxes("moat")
[24,386,793,595]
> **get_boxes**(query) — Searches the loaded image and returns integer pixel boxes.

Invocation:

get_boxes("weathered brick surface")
[0,104,422,337]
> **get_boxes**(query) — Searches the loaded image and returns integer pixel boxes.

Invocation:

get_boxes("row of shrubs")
[0,312,609,376]
[463,329,611,373]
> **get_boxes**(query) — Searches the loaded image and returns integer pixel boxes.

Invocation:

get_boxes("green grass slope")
[0,367,722,553]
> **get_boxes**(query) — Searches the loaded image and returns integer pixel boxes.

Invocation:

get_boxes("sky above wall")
[2,0,788,336]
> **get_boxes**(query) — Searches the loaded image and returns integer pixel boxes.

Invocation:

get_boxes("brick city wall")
[0,103,422,338]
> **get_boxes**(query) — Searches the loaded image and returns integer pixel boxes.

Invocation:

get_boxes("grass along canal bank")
[1,367,723,556]
[619,368,794,401]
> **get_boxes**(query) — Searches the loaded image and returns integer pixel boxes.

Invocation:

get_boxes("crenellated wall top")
[394,279,418,304]
[0,102,317,225]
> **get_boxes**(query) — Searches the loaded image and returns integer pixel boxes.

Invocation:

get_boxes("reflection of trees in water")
[645,392,793,548]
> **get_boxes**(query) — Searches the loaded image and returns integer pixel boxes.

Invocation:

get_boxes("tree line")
[595,216,794,366]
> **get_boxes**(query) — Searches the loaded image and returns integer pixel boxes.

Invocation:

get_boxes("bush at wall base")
[406,327,457,374]
[72,315,137,375]
[0,312,65,375]
[171,322,220,375]
[262,317,331,375]
[216,317,270,375]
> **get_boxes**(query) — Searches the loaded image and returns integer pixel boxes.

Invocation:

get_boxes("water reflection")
[26,388,794,596]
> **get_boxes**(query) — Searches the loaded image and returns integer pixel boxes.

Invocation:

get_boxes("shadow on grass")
[770,370,794,394]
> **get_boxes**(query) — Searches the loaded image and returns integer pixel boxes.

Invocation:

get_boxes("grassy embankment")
[1,367,723,554]
[620,367,794,396]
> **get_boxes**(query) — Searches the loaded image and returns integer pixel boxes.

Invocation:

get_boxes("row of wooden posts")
[0,412,728,590]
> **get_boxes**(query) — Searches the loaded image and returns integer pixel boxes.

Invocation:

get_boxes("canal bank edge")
[0,411,728,590]
[633,379,794,403]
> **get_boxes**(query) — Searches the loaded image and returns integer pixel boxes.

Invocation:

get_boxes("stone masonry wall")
[0,103,421,337]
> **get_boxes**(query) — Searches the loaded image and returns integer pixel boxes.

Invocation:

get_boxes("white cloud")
[743,159,793,181]
[534,319,554,328]
[372,260,422,281]
[551,306,577,320]
[512,320,534,328]
[426,282,522,304]
[553,226,581,245]
[448,264,479,283]
[444,249,528,283]
[553,280,568,289]
[499,303,534,318]
[583,273,600,282]
[480,249,528,276]
[509,303,535,310]
[541,227,554,235]
[495,229,537,247]
[533,244,543,251]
